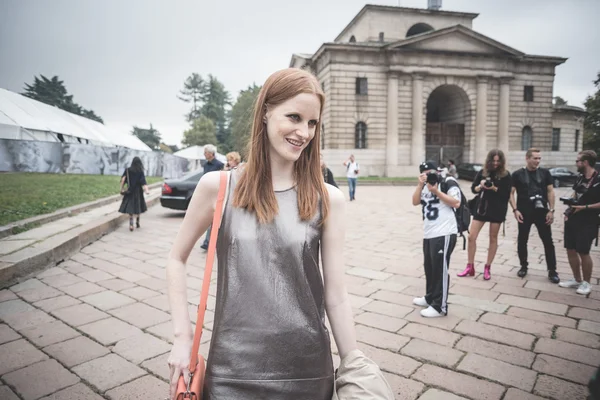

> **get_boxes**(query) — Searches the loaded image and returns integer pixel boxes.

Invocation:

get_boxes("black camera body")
[560,196,579,207]
[529,194,546,210]
[484,177,494,188]
[426,172,441,185]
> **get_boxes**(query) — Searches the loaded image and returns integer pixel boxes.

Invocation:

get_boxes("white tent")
[0,88,151,151]
[174,145,227,163]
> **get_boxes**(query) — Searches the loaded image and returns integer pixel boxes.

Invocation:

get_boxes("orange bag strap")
[188,171,228,374]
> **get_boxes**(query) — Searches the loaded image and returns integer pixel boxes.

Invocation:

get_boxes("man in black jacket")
[509,148,560,283]
[559,150,600,295]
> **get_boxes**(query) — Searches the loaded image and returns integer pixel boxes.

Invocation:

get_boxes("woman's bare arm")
[167,171,221,339]
[321,185,358,360]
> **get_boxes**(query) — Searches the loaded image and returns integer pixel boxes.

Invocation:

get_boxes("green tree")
[132,124,162,150]
[182,116,218,147]
[584,72,600,153]
[22,75,103,123]
[178,73,205,122]
[201,75,231,149]
[229,84,261,156]
[553,96,568,106]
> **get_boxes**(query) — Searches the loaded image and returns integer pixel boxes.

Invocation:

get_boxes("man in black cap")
[411,160,462,318]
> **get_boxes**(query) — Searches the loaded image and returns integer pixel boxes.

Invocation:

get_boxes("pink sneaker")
[457,263,475,277]
[483,264,491,280]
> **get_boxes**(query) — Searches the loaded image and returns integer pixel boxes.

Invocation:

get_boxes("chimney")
[428,0,442,10]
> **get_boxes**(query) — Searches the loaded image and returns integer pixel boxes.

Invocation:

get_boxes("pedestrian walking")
[343,154,359,200]
[166,68,391,400]
[118,156,150,231]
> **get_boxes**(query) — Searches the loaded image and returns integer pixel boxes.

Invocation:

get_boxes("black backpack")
[441,177,471,250]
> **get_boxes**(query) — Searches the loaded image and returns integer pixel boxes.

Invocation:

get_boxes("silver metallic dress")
[203,172,334,399]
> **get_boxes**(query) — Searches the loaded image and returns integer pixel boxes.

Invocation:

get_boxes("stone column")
[386,73,399,176]
[498,78,510,154]
[475,77,488,162]
[411,74,424,165]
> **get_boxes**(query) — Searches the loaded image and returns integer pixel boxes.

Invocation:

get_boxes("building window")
[552,128,560,151]
[379,32,384,42]
[321,81,325,92]
[349,35,356,43]
[524,86,534,102]
[356,77,368,95]
[321,124,325,149]
[575,129,580,151]
[521,126,532,150]
[355,122,367,149]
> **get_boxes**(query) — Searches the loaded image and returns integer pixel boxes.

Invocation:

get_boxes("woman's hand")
[168,338,193,400]
[479,179,487,190]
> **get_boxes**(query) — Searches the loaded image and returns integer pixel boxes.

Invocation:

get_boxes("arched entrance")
[425,85,471,166]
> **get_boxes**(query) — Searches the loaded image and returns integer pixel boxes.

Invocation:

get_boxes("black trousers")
[517,209,556,271]
[424,234,456,314]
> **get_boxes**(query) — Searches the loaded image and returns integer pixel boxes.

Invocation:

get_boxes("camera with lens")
[559,196,579,207]
[529,194,546,209]
[484,177,494,188]
[426,171,441,185]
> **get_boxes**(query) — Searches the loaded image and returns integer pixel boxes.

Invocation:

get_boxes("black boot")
[517,266,528,278]
[136,217,140,228]
[548,270,560,284]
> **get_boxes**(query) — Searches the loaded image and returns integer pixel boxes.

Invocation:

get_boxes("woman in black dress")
[457,149,511,280]
[119,157,150,231]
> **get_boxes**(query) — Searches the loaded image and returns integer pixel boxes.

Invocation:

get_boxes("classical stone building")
[290,3,586,177]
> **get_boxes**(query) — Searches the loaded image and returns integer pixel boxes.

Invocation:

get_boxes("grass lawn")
[0,173,163,226]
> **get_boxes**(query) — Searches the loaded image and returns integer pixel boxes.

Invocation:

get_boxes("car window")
[473,165,483,172]
[181,170,204,182]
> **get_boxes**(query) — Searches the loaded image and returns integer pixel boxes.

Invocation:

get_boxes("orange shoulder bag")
[176,171,228,400]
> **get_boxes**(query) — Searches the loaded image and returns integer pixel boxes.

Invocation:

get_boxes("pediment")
[388,26,523,57]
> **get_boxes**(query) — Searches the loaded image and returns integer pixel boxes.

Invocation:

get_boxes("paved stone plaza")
[0,184,598,400]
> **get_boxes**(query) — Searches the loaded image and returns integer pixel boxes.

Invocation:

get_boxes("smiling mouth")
[286,138,304,147]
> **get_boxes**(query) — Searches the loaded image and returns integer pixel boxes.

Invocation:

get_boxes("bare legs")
[464,220,502,280]
[567,249,593,283]
[486,223,501,265]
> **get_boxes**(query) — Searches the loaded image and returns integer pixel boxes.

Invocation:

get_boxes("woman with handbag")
[118,156,150,231]
[166,68,393,400]
[458,149,512,280]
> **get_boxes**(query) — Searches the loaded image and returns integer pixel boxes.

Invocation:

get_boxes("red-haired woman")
[458,149,512,280]
[166,69,362,399]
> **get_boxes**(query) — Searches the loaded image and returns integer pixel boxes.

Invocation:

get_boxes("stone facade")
[291,4,586,177]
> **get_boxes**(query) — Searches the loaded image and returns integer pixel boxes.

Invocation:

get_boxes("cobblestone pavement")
[0,184,598,400]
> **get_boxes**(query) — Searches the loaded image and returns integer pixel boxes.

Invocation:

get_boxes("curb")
[0,193,161,288]
[0,181,163,239]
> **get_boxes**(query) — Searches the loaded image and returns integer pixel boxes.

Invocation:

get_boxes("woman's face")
[265,93,320,164]
[227,157,239,167]
[490,155,501,170]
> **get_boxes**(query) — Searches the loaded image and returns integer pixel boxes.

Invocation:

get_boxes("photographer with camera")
[558,150,600,295]
[458,149,511,281]
[412,160,461,318]
[509,148,559,283]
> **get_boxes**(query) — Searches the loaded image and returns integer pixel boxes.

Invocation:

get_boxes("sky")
[1,0,598,147]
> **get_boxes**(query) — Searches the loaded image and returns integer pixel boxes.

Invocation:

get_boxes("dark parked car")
[160,169,204,211]
[549,167,578,188]
[456,163,483,182]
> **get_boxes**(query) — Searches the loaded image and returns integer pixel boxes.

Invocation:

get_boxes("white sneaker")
[413,297,429,307]
[576,281,592,295]
[420,306,445,318]
[559,279,581,289]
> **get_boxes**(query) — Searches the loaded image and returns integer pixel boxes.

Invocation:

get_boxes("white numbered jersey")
[420,184,460,239]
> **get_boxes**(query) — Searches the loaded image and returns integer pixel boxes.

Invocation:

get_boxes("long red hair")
[233,68,329,224]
